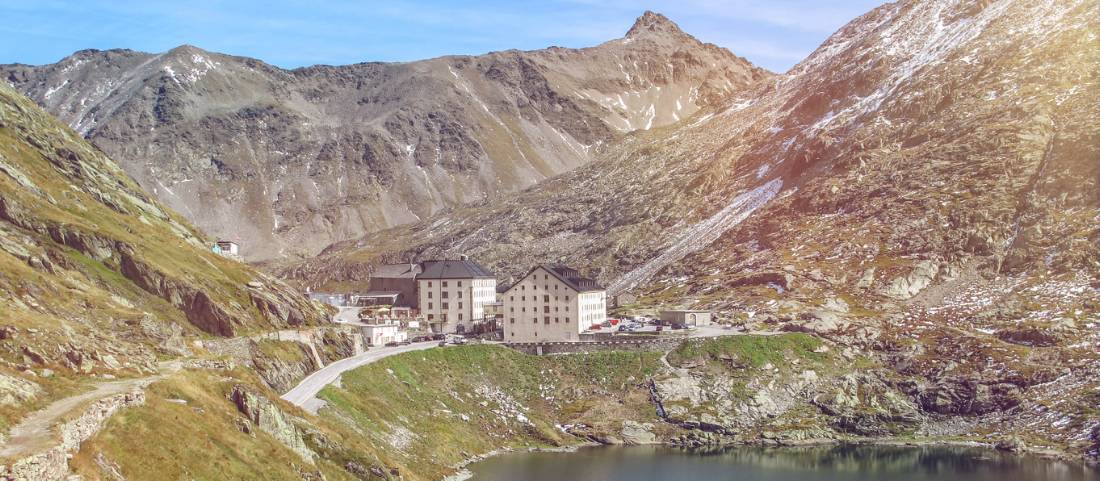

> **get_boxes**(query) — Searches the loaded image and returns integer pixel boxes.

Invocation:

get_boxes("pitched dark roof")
[371,263,421,279]
[505,265,604,293]
[417,259,495,279]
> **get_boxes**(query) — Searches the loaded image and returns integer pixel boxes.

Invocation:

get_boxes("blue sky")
[0,0,883,73]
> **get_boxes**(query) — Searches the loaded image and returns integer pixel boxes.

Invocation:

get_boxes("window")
[544,274,548,280]
[544,316,550,324]
[555,317,559,323]
[442,291,449,299]
[442,302,449,309]
[522,307,526,312]
[566,306,569,312]
[521,296,525,301]
[565,317,570,323]
[442,281,448,287]
[428,281,433,287]
[458,302,463,309]
[458,281,463,287]
[554,307,559,312]
[428,302,433,309]
[428,314,434,320]
[533,318,537,324]
[543,306,550,313]
[458,313,463,321]
[511,332,515,337]
[510,296,514,301]
[544,285,549,290]
[566,295,570,300]
[510,318,514,324]
[510,307,514,312]
[428,292,433,299]
[543,295,549,302]
[458,291,463,298]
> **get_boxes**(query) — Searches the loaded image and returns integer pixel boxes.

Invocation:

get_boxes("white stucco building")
[502,265,606,343]
[417,258,497,334]
[361,321,407,346]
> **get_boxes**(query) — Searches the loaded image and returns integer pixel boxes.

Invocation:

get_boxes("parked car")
[399,339,412,345]
[451,337,468,345]
[384,341,400,347]
[431,333,446,341]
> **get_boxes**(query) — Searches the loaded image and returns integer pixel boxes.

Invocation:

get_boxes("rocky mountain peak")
[625,11,686,39]
[2,15,764,262]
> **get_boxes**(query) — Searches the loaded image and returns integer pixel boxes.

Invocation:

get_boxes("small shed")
[215,240,240,256]
[660,310,713,327]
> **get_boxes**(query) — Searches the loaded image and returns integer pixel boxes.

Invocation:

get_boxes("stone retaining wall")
[1,390,145,481]
[505,337,685,355]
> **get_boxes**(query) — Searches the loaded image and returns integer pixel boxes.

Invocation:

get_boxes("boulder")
[620,420,657,445]
[881,260,939,300]
[995,436,1025,453]
[0,373,40,406]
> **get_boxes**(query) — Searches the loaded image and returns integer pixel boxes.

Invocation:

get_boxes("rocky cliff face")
[289,0,1099,457]
[2,12,767,261]
[0,82,329,391]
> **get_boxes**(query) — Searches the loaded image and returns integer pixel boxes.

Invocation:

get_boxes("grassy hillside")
[0,83,329,431]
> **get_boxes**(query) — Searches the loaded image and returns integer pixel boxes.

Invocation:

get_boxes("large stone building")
[417,258,497,333]
[365,263,422,308]
[502,265,606,343]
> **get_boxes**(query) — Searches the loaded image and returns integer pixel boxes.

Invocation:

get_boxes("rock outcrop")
[229,385,315,463]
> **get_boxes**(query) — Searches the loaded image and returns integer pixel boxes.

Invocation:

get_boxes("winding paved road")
[280,341,438,414]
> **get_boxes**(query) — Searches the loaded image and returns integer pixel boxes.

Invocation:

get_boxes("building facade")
[416,258,497,333]
[367,263,421,308]
[659,310,714,327]
[502,265,606,343]
[361,321,407,346]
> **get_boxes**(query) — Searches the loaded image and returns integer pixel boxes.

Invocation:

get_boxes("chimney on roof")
[459,254,469,261]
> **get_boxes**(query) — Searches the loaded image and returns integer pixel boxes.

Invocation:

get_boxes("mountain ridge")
[2,12,770,261]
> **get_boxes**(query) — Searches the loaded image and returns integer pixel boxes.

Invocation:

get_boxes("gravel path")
[0,362,178,460]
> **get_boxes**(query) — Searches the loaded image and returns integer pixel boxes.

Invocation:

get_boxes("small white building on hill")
[502,265,606,343]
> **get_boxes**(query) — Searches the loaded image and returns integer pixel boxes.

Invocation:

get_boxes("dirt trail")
[0,362,178,461]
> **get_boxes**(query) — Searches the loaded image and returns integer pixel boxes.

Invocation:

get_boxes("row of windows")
[517,283,562,291]
[508,305,568,312]
[426,313,465,321]
[509,294,570,302]
[426,302,464,310]
[427,291,464,299]
[508,317,569,324]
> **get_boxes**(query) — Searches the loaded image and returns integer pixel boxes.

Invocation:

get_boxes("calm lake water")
[465,444,1100,481]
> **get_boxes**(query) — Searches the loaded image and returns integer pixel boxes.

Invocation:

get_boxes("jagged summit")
[625,11,686,38]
